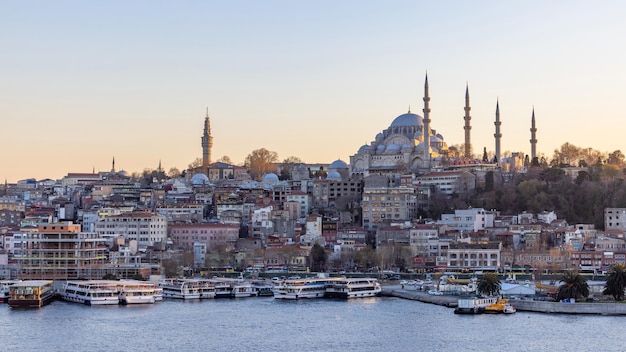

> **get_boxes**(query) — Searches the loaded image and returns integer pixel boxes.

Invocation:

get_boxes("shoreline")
[381,285,626,315]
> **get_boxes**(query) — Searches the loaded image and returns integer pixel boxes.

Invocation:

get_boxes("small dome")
[293,163,307,170]
[386,144,401,151]
[191,173,210,185]
[436,133,444,140]
[402,144,413,150]
[358,144,371,153]
[327,171,341,180]
[390,113,423,128]
[376,133,384,141]
[329,159,348,169]
[430,135,443,143]
[376,145,386,152]
[262,173,279,182]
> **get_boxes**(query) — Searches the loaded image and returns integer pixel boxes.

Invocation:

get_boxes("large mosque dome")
[329,159,349,169]
[191,173,210,186]
[390,113,423,128]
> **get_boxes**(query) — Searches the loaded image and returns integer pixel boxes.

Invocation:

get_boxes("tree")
[168,167,181,178]
[477,272,501,296]
[216,155,233,164]
[557,271,589,301]
[607,150,625,166]
[310,243,327,272]
[603,263,626,301]
[279,156,303,180]
[188,157,203,170]
[244,148,279,180]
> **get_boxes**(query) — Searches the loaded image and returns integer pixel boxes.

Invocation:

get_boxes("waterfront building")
[12,222,110,280]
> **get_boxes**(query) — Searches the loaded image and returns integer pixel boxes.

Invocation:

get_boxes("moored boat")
[484,298,516,314]
[454,296,499,314]
[273,277,341,300]
[158,279,202,300]
[59,280,119,305]
[325,277,382,299]
[117,280,158,305]
[0,280,20,303]
[9,280,56,308]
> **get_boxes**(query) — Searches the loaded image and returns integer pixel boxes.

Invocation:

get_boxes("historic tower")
[201,108,213,168]
[422,74,431,169]
[530,108,537,161]
[494,99,502,164]
[463,83,472,158]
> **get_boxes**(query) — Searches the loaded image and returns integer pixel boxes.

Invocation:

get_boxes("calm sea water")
[1,296,624,352]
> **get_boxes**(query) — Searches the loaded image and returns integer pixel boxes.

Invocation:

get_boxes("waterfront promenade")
[382,285,626,315]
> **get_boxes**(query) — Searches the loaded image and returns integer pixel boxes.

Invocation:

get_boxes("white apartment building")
[438,208,495,233]
[95,212,167,250]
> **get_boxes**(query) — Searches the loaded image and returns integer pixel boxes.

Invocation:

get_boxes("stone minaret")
[530,108,537,161]
[422,74,431,169]
[111,156,116,173]
[463,83,472,158]
[494,99,502,164]
[201,108,213,168]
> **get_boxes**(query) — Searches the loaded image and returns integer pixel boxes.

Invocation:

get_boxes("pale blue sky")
[2,1,626,182]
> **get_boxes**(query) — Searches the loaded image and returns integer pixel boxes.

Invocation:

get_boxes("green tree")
[603,263,626,301]
[310,243,327,272]
[244,148,279,181]
[477,272,501,296]
[557,271,589,301]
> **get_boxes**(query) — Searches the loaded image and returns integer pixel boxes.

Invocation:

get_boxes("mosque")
[349,75,538,177]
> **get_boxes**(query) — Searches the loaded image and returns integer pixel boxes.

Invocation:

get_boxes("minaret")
[422,74,431,169]
[494,99,502,164]
[111,156,116,173]
[463,83,472,158]
[530,108,538,161]
[201,108,214,168]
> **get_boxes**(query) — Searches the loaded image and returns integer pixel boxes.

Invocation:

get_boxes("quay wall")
[383,286,626,315]
[512,300,626,315]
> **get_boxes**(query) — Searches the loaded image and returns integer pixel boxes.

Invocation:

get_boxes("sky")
[2,1,626,183]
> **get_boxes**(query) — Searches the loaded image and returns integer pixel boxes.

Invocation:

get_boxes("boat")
[454,296,499,314]
[117,280,158,304]
[251,280,274,297]
[59,280,119,305]
[158,279,201,300]
[0,280,19,303]
[484,298,516,314]
[231,282,254,298]
[153,286,163,301]
[8,280,56,308]
[273,277,340,300]
[325,278,382,299]
[212,280,233,299]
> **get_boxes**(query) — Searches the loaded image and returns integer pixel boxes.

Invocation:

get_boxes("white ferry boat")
[325,278,382,299]
[0,280,19,303]
[158,279,201,300]
[212,280,233,299]
[59,280,119,305]
[231,282,254,298]
[9,280,56,308]
[117,280,158,304]
[454,296,499,314]
[273,277,340,300]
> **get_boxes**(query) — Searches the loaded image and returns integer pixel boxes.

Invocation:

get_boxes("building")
[361,176,417,231]
[605,208,626,232]
[169,223,239,251]
[438,208,495,233]
[12,222,110,280]
[447,242,502,270]
[95,212,167,251]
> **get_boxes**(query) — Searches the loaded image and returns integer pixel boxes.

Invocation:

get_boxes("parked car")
[428,290,443,296]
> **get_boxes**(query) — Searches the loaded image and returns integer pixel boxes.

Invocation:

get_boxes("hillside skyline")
[3,1,626,182]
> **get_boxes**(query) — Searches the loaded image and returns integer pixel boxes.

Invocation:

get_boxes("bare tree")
[244,148,279,181]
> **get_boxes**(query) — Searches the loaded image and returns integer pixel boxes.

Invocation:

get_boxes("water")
[1,297,624,352]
